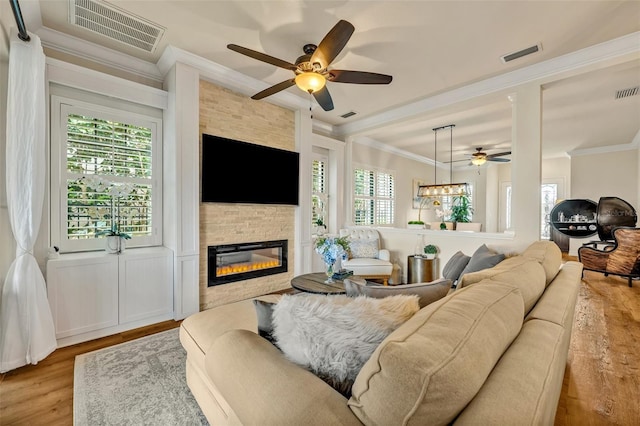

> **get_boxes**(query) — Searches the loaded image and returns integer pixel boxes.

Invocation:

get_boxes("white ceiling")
[21,0,640,164]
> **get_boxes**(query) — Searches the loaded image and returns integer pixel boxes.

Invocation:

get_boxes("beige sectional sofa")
[179,240,582,425]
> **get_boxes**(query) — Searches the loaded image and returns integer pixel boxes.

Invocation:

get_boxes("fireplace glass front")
[208,240,288,286]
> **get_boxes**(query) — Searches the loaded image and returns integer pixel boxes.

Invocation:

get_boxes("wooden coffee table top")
[291,272,347,294]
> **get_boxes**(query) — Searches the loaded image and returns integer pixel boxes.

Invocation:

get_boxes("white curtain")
[0,30,56,373]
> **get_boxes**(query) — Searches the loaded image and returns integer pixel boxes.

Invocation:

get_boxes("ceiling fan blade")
[310,20,355,69]
[328,70,393,84]
[313,86,334,111]
[251,79,296,100]
[228,44,298,71]
[486,151,511,158]
[487,157,511,162]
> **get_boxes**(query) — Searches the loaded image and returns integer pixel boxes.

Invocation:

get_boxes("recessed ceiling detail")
[68,0,165,53]
[615,86,639,99]
[501,44,542,63]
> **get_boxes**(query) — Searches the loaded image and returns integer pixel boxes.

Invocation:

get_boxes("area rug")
[74,328,208,425]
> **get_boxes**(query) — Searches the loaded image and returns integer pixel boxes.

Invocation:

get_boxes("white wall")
[0,5,14,287]
[350,142,436,227]
[571,150,639,211]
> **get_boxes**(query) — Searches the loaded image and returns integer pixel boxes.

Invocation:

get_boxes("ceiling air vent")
[615,86,639,99]
[68,0,165,53]
[340,111,357,119]
[501,43,542,63]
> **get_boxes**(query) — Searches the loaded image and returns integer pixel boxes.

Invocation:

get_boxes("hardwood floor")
[1,270,638,426]
[0,320,181,426]
[554,270,640,425]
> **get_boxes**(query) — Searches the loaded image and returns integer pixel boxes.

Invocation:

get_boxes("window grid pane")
[353,168,395,226]
[312,159,327,226]
[65,113,154,240]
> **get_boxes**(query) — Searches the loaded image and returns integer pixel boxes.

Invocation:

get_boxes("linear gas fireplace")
[208,240,288,286]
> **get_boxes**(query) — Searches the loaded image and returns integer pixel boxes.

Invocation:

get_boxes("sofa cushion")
[453,319,566,425]
[342,257,393,276]
[525,261,582,328]
[179,294,281,374]
[272,293,420,397]
[443,250,471,283]
[522,240,562,286]
[344,276,451,308]
[348,282,525,425]
[458,256,546,314]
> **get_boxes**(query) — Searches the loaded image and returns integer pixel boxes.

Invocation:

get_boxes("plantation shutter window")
[353,167,395,226]
[312,158,328,228]
[51,96,162,252]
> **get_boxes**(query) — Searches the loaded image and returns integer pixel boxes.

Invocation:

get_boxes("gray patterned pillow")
[349,239,379,258]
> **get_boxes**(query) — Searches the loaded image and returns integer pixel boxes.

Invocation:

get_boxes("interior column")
[511,84,543,242]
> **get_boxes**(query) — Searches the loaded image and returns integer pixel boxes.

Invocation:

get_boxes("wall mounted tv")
[201,134,300,205]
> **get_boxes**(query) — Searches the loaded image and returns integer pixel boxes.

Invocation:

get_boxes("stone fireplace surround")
[198,80,296,310]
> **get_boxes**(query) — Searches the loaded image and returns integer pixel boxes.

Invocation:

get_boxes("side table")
[407,256,438,284]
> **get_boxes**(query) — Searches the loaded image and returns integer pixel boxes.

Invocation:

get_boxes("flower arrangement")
[315,235,350,266]
[81,176,135,239]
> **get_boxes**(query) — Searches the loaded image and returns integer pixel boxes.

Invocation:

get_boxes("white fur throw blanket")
[272,293,420,395]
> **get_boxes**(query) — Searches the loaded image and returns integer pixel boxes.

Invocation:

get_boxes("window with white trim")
[353,166,395,226]
[51,93,162,252]
[312,155,328,228]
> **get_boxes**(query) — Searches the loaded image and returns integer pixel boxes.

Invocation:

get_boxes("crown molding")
[158,45,309,112]
[568,130,640,158]
[354,136,438,166]
[36,27,164,83]
[46,57,168,109]
[336,31,640,138]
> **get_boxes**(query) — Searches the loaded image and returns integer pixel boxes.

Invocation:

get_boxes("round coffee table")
[291,272,347,294]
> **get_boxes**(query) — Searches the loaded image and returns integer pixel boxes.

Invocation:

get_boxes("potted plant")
[450,194,474,224]
[314,218,327,235]
[423,244,438,259]
[407,220,425,229]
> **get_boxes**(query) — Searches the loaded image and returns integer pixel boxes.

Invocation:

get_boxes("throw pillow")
[271,293,420,397]
[458,244,505,282]
[253,299,277,345]
[349,239,379,259]
[344,277,451,308]
[442,251,471,283]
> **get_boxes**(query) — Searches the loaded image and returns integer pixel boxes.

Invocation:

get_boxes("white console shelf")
[46,246,174,347]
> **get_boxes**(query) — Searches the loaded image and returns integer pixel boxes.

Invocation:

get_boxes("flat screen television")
[201,134,300,205]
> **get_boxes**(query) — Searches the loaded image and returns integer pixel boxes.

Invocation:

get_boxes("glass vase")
[325,262,335,283]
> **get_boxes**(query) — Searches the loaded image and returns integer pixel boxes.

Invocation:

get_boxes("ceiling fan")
[469,147,511,166]
[227,20,393,112]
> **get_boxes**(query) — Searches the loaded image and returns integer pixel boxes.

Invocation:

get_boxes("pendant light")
[417,124,469,198]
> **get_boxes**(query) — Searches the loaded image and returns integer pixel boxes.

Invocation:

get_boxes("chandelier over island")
[417,124,469,200]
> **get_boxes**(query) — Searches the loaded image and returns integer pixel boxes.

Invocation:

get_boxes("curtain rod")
[10,0,31,42]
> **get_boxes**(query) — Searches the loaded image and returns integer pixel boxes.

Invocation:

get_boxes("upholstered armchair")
[339,227,393,285]
[578,226,640,287]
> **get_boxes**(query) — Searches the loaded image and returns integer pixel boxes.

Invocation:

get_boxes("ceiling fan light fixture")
[295,72,326,93]
[471,156,486,166]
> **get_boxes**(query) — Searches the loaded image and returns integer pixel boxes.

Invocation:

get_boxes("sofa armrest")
[206,329,363,426]
[378,249,391,261]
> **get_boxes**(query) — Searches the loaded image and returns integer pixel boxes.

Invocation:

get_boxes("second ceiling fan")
[469,147,511,165]
[227,20,393,111]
